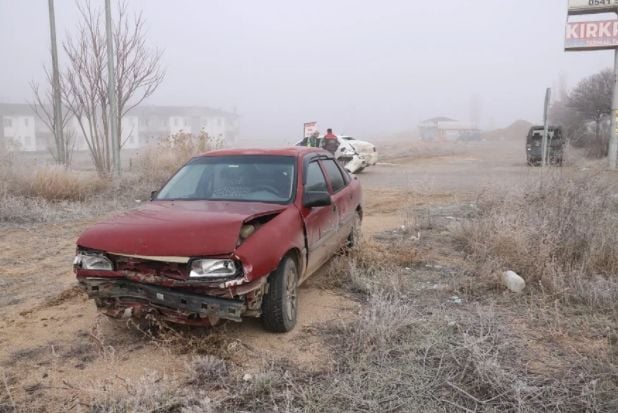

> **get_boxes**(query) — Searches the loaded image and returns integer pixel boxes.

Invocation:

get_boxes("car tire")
[261,256,298,333]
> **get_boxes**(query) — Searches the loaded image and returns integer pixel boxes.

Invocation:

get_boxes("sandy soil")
[0,139,556,409]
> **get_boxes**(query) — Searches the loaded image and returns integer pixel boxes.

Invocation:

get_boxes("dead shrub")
[0,193,101,225]
[229,299,617,412]
[184,355,228,387]
[20,166,108,202]
[458,171,618,309]
[327,238,412,294]
[88,371,208,413]
[134,131,221,187]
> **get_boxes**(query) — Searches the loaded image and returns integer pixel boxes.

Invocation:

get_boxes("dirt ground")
[0,138,584,410]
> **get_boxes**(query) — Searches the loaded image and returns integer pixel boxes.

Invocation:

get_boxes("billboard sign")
[565,19,618,50]
[568,0,618,15]
[304,121,317,137]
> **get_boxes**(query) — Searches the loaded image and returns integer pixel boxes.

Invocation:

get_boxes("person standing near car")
[322,128,339,154]
[308,130,320,147]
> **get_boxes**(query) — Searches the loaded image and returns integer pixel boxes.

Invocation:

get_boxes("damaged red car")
[74,147,362,332]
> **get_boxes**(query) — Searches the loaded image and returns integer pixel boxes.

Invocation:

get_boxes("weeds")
[184,355,228,387]
[458,171,618,309]
[134,131,221,187]
[0,132,218,226]
[23,166,108,202]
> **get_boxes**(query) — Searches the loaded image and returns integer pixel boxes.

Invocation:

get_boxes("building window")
[24,118,29,126]
[24,136,32,147]
[3,118,12,127]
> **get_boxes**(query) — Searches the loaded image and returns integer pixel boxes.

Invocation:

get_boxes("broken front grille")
[111,256,188,280]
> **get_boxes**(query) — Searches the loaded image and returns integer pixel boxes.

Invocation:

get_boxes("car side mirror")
[150,190,158,201]
[303,191,332,208]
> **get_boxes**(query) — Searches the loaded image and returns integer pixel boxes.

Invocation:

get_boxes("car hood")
[77,201,288,257]
[348,140,375,154]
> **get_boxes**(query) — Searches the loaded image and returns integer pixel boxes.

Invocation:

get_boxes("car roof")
[195,146,328,159]
[530,126,561,131]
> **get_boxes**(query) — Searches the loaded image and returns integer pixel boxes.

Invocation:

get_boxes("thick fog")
[0,0,613,144]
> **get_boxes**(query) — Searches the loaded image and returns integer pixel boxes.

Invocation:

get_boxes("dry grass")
[0,167,154,226]
[6,208,617,412]
[19,166,108,202]
[134,131,220,187]
[458,170,618,309]
[0,131,221,226]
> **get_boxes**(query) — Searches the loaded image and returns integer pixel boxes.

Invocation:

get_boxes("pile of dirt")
[482,119,533,141]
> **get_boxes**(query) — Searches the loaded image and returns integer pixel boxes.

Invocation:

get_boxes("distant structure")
[418,117,481,142]
[0,103,240,152]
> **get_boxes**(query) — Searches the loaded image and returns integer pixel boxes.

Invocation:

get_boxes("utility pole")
[609,48,618,170]
[48,0,65,165]
[541,88,551,167]
[105,0,121,177]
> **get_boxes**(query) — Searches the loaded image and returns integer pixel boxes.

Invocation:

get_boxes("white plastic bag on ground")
[501,270,526,293]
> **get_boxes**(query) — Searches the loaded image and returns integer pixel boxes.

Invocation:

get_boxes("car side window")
[305,161,328,192]
[322,160,347,193]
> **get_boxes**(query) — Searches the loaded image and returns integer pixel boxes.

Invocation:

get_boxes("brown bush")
[18,166,109,202]
[458,171,618,308]
[134,131,221,187]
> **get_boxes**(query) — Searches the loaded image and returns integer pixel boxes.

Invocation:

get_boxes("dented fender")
[235,206,305,281]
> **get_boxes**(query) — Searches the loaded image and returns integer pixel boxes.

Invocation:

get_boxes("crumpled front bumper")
[79,278,248,325]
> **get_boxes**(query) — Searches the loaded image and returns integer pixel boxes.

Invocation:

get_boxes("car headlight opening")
[190,259,238,278]
[74,251,113,271]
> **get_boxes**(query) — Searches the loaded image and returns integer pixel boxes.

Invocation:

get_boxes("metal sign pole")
[48,0,65,165]
[105,0,120,177]
[542,88,551,167]
[609,47,618,170]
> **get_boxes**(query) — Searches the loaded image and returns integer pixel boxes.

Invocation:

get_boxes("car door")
[301,160,339,277]
[320,159,354,249]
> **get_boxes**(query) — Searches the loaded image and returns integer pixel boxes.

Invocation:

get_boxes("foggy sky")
[0,0,614,143]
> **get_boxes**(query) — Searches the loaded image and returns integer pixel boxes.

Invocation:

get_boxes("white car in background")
[295,134,378,174]
[338,136,379,172]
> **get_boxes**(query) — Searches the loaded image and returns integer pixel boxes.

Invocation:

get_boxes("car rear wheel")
[261,256,298,332]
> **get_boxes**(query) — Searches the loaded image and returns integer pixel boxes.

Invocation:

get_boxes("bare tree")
[114,4,164,148]
[550,98,586,146]
[30,68,76,167]
[62,0,164,177]
[568,69,612,142]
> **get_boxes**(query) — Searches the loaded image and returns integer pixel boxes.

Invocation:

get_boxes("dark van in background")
[526,126,564,166]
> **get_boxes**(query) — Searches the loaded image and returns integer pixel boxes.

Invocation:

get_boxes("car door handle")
[332,205,337,212]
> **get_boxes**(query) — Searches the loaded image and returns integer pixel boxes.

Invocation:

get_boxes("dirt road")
[0,139,537,410]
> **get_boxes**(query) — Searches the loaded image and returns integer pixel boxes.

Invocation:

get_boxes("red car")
[74,147,362,332]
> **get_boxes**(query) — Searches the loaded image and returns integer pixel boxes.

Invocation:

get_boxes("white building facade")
[0,104,37,151]
[0,103,239,152]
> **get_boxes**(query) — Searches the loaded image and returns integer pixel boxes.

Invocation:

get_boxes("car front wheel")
[261,256,298,332]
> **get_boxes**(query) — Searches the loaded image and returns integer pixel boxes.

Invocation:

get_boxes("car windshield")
[156,155,296,204]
